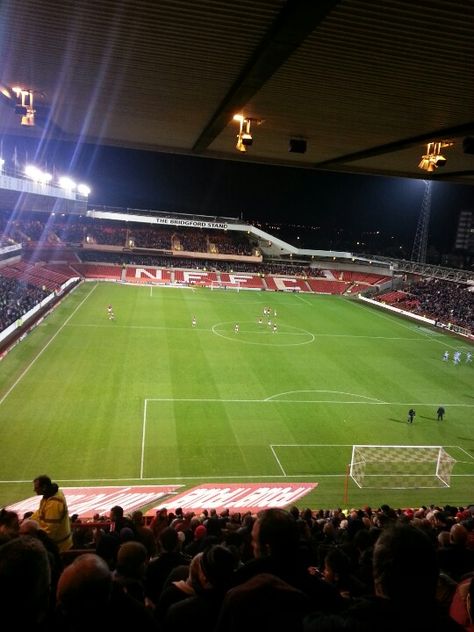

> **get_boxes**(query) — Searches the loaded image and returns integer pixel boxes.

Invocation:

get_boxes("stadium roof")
[1,0,474,183]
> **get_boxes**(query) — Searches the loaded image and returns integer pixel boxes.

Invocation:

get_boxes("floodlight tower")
[411,180,432,263]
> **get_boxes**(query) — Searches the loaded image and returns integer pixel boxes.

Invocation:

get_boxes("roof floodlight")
[59,176,76,191]
[25,164,42,180]
[418,140,453,171]
[233,115,262,152]
[39,172,52,184]
[77,183,91,196]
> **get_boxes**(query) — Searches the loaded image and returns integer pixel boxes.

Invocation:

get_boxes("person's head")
[115,541,148,579]
[0,509,20,541]
[373,525,438,605]
[109,506,124,522]
[251,508,299,560]
[0,536,51,623]
[56,553,113,619]
[437,530,451,548]
[198,544,236,591]
[19,518,41,536]
[323,521,336,538]
[33,475,57,497]
[155,508,167,520]
[194,524,207,541]
[119,527,135,543]
[450,523,468,546]
[131,510,144,526]
[159,526,179,552]
[323,547,351,585]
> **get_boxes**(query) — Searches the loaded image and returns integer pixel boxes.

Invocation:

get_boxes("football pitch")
[0,281,473,510]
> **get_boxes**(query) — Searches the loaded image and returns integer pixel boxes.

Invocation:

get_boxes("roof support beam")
[314,121,474,168]
[192,0,342,153]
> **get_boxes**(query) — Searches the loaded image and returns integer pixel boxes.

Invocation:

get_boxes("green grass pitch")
[0,281,473,510]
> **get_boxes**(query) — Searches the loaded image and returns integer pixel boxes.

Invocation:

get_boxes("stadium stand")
[377,279,473,332]
[0,276,48,331]
[376,290,408,304]
[72,264,122,280]
[2,209,472,337]
[306,279,348,294]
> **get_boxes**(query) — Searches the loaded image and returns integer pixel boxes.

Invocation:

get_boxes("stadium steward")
[31,475,72,552]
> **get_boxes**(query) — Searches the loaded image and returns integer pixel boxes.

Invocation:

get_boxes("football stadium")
[0,206,473,513]
[1,1,474,628]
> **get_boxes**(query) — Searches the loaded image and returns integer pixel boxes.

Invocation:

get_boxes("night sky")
[3,134,474,255]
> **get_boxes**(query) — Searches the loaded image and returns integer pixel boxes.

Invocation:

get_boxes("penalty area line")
[270,445,287,476]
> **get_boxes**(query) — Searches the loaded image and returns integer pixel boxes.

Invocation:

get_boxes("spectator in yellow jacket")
[31,475,72,552]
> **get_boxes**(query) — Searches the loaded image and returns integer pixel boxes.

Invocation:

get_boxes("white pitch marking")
[270,445,287,476]
[0,283,98,407]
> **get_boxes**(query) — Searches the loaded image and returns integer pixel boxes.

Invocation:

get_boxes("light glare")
[77,183,91,196]
[59,176,76,191]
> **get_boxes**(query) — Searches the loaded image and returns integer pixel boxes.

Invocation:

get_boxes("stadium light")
[77,183,91,196]
[0,158,4,171]
[12,86,35,126]
[58,176,76,191]
[418,141,453,172]
[38,172,52,184]
[25,164,42,180]
[25,165,53,184]
[233,115,262,152]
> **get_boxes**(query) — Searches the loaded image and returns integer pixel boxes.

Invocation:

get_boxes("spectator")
[234,508,342,614]
[216,572,310,632]
[0,508,19,543]
[345,525,463,631]
[145,527,190,606]
[450,574,474,631]
[31,475,72,552]
[131,510,156,558]
[154,552,202,624]
[162,544,236,631]
[184,523,208,557]
[113,541,149,604]
[55,553,155,630]
[0,535,52,626]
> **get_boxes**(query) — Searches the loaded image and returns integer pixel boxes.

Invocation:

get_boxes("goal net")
[349,445,456,489]
[210,281,241,292]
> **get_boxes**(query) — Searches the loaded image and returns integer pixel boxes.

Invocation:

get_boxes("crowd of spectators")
[0,276,48,331]
[2,500,474,630]
[408,278,474,332]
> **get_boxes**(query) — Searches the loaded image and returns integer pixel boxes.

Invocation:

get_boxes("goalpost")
[349,445,457,489]
[210,280,241,292]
